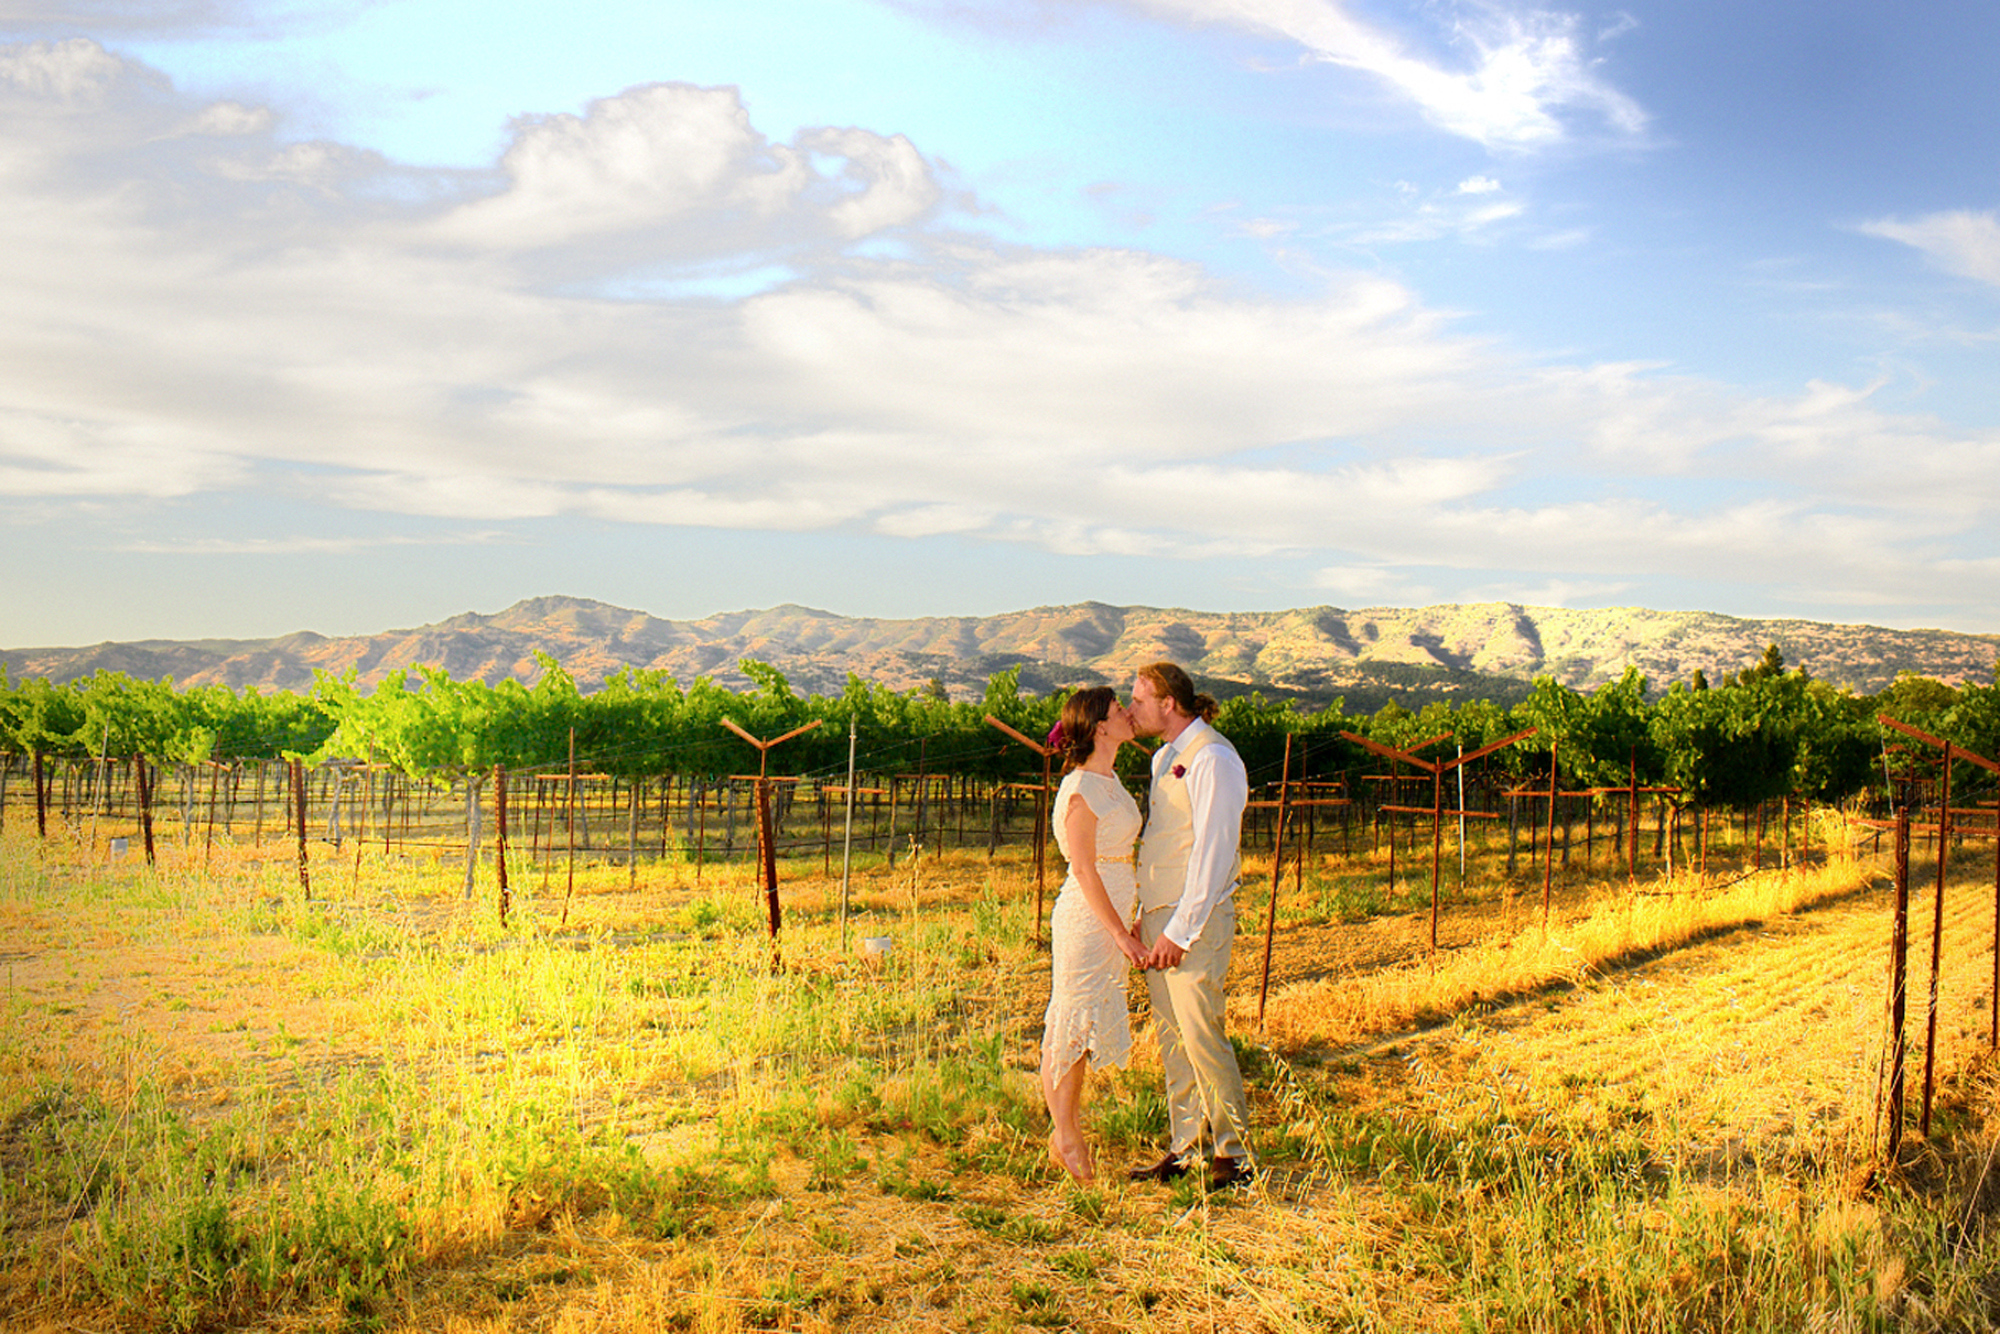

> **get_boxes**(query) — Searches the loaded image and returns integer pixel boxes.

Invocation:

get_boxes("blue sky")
[3,0,1998,647]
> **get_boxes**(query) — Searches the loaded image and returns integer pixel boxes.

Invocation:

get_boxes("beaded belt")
[1098,853,1138,865]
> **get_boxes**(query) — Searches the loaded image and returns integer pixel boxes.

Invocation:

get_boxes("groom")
[1126,662,1255,1189]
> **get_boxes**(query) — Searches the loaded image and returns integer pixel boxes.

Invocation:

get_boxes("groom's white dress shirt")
[1142,717,1248,949]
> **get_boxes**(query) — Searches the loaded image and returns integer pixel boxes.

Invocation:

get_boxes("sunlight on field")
[1258,859,1880,1050]
[5,819,2000,1331]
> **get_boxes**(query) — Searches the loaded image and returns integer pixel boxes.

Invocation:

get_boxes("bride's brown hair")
[1055,686,1118,772]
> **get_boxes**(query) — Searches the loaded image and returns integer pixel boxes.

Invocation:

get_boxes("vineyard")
[5,653,2000,1331]
[3,648,1997,889]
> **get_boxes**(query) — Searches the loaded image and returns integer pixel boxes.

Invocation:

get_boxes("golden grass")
[6,819,2000,1332]
[1256,858,1882,1052]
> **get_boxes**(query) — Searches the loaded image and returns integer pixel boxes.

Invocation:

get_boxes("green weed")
[1091,1067,1166,1150]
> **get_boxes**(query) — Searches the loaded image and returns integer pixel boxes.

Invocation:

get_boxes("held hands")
[1116,930,1186,970]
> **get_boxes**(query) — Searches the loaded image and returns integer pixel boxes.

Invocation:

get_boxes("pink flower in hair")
[1046,722,1066,750]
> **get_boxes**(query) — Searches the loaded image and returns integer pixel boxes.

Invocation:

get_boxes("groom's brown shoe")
[1208,1156,1255,1190]
[1127,1150,1189,1183]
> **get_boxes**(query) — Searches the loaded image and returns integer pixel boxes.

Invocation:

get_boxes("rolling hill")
[6,597,1994,710]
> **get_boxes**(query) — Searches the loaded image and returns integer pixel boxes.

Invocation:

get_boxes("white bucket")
[108,837,129,861]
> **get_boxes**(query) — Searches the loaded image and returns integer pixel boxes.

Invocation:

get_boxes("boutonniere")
[1171,763,1186,779]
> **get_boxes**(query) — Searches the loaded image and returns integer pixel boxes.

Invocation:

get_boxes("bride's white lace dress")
[1040,769,1142,1075]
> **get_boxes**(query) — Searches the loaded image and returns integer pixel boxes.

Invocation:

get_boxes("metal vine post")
[1878,714,2000,1132]
[1342,728,1535,954]
[984,714,1055,947]
[1249,736,1351,1026]
[721,715,823,967]
[839,713,857,952]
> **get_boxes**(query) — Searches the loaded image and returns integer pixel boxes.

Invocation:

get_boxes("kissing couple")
[1038,663,1255,1191]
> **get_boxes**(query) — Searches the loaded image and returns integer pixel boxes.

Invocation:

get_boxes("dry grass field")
[4,816,2000,1332]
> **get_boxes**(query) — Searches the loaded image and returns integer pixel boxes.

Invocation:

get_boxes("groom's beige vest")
[1137,728,1243,914]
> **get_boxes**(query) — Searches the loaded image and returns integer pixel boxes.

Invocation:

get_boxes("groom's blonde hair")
[1137,662,1218,723]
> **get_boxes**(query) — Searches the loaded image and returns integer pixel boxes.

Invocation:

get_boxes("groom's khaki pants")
[1140,898,1252,1163]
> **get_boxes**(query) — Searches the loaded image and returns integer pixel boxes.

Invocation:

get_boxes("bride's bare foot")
[1049,1132,1093,1183]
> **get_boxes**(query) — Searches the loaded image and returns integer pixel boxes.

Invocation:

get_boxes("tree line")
[3,647,1997,815]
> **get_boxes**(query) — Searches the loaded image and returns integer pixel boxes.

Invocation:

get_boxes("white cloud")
[1235,216,1294,239]
[207,138,380,188]
[1121,0,1646,150]
[1527,226,1589,250]
[430,84,939,267]
[798,126,938,237]
[1862,210,2000,289]
[120,531,508,555]
[173,99,269,137]
[736,252,1482,458]
[0,2,291,36]
[0,401,247,498]
[1462,200,1523,228]
[1,41,1996,621]
[1348,191,1524,243]
[437,85,801,249]
[577,486,861,531]
[1472,578,1631,607]
[1457,175,1502,194]
[1312,565,1434,604]
[874,502,996,538]
[0,34,127,100]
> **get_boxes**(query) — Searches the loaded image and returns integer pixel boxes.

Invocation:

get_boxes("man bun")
[1138,662,1218,723]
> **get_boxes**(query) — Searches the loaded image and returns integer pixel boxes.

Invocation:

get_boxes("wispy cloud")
[1470,577,1631,607]
[0,1,350,39]
[1527,226,1590,250]
[1347,191,1524,243]
[1312,564,1434,605]
[1120,0,1646,150]
[1861,210,2000,288]
[120,531,511,555]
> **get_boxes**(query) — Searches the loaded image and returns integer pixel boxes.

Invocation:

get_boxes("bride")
[1040,686,1150,1182]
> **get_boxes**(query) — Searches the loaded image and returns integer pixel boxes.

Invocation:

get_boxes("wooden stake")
[562,728,577,926]
[1543,739,1558,926]
[1921,743,1951,1137]
[1258,734,1293,1026]
[495,763,510,927]
[291,758,310,900]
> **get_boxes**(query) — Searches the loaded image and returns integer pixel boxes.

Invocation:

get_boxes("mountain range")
[5,597,1995,710]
